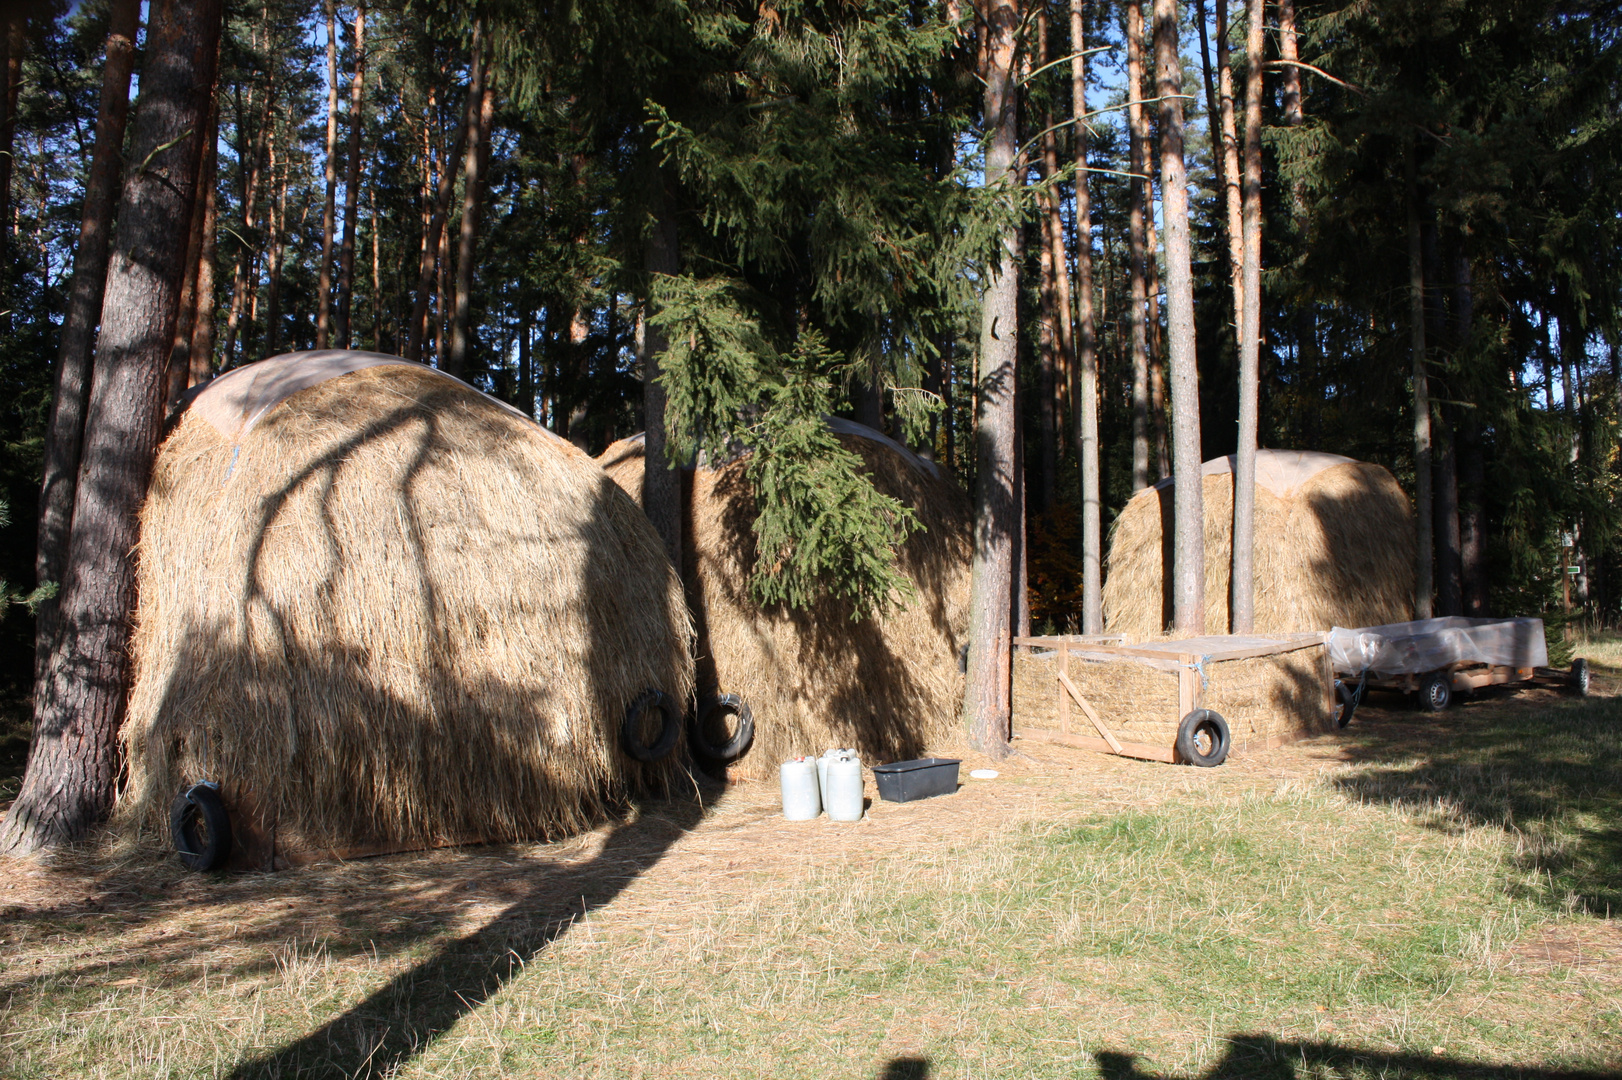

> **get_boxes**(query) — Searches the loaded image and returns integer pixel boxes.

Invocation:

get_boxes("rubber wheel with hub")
[1417,671,1452,713]
[1175,709,1231,767]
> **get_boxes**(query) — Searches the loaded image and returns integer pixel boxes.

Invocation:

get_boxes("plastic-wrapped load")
[1327,617,1548,676]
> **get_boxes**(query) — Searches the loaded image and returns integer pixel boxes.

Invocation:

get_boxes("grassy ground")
[1,676,1619,1078]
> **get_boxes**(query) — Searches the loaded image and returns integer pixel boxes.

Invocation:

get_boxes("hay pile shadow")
[1330,696,1622,915]
[1096,1033,1617,1079]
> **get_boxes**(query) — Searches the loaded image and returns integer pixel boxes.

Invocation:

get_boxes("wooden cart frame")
[1011,633,1330,764]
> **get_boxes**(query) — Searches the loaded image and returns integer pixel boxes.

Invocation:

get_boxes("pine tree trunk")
[34,0,142,685]
[1071,0,1102,635]
[1033,9,1062,517]
[189,136,220,376]
[567,306,591,449]
[164,107,210,415]
[641,183,683,573]
[316,0,338,348]
[446,64,494,379]
[1155,0,1204,635]
[369,178,381,349]
[264,161,286,355]
[1231,0,1264,634]
[1434,409,1462,615]
[222,83,275,366]
[1407,153,1434,620]
[519,311,534,417]
[1192,0,1226,224]
[1216,0,1244,322]
[1,0,222,856]
[1035,213,1058,516]
[0,14,22,270]
[1125,0,1152,492]
[334,4,366,348]
[407,32,479,364]
[964,0,1020,759]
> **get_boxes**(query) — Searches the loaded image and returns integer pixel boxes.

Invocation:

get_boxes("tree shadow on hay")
[1324,695,1622,916]
[1094,1033,1617,1080]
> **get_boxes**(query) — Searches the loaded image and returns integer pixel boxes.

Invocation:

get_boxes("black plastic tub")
[871,757,961,803]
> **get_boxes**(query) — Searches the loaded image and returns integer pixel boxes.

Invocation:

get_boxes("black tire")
[1334,675,1365,729]
[1571,658,1591,697]
[1175,709,1230,767]
[170,784,232,872]
[1418,671,1452,712]
[688,692,755,764]
[621,689,682,763]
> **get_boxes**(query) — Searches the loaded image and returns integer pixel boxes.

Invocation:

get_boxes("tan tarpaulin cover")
[1152,449,1359,498]
[187,350,555,448]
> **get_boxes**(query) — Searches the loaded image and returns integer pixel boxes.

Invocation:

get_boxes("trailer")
[1326,616,1586,714]
[1011,633,1335,767]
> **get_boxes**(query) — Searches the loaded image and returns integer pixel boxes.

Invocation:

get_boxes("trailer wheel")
[688,692,754,763]
[1334,677,1364,729]
[1571,658,1591,698]
[621,690,682,762]
[1175,709,1230,767]
[170,783,232,872]
[1418,672,1452,712]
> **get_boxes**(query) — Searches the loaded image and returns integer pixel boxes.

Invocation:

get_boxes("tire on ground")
[1175,709,1230,767]
[170,783,232,871]
[688,692,755,764]
[621,689,682,763]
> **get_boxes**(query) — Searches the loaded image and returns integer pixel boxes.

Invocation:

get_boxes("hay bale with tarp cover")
[597,420,971,779]
[1103,450,1415,637]
[119,351,694,867]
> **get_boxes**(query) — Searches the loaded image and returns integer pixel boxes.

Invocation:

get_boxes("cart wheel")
[1175,709,1230,767]
[1418,672,1451,712]
[1571,658,1590,697]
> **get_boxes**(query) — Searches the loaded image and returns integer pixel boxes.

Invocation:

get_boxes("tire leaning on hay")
[597,422,972,780]
[118,351,694,867]
[1102,451,1416,637]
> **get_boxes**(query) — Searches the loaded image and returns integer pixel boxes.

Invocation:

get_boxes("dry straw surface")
[121,359,693,863]
[1014,641,1331,748]
[598,426,971,778]
[1103,456,1415,637]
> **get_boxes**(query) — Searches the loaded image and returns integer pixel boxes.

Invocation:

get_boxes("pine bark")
[264,159,287,355]
[1034,9,1064,516]
[0,14,22,267]
[1192,0,1226,220]
[407,32,480,363]
[316,0,338,348]
[1070,0,1102,634]
[189,149,219,375]
[1,0,222,856]
[1231,0,1264,633]
[334,4,366,348]
[1407,153,1434,619]
[641,183,683,573]
[34,0,142,684]
[1155,0,1205,635]
[964,0,1020,758]
[446,61,494,379]
[1216,0,1244,322]
[1125,0,1152,492]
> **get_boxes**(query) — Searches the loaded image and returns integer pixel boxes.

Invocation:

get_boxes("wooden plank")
[1058,641,1071,734]
[1057,670,1125,754]
[1056,671,1120,751]
[1059,633,1324,665]
[1012,634,1125,647]
[1178,664,1199,717]
[1014,726,1179,764]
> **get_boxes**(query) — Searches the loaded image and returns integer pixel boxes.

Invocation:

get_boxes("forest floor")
[1,659,1620,1079]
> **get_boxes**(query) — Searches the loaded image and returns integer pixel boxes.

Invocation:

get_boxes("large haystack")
[1103,450,1415,637]
[597,420,971,779]
[120,351,693,865]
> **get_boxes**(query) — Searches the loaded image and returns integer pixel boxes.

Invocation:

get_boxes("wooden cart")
[1011,633,1333,766]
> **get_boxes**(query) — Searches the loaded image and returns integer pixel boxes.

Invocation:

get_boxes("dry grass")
[120,363,693,865]
[598,428,971,780]
[2,682,1619,1078]
[1103,461,1415,637]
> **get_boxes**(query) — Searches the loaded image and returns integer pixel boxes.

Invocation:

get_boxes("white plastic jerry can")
[824,752,865,822]
[780,757,822,820]
[817,747,854,803]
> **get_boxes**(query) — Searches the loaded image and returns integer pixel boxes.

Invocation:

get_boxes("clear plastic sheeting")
[1327,617,1548,676]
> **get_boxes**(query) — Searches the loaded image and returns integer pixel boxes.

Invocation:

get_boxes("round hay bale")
[1102,450,1415,636]
[120,351,693,864]
[597,422,971,778]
